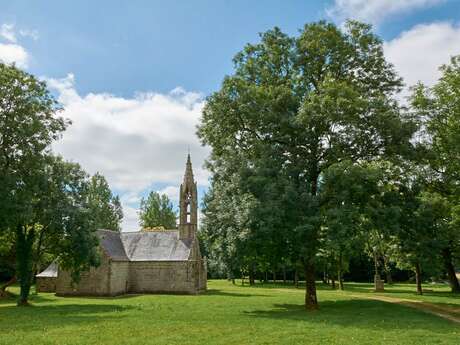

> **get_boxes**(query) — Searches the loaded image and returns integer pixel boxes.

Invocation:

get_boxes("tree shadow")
[243,299,456,332]
[205,289,270,297]
[0,303,136,332]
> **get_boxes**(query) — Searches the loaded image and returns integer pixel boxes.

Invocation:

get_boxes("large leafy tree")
[139,191,177,229]
[0,63,66,304]
[0,64,100,305]
[88,173,123,231]
[201,167,258,282]
[411,56,460,292]
[36,156,100,287]
[320,161,383,290]
[198,21,415,309]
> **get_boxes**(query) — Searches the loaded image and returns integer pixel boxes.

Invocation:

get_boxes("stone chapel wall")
[109,261,130,295]
[128,261,197,294]
[55,253,111,296]
[36,277,56,292]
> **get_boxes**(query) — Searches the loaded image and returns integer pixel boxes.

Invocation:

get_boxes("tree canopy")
[199,20,416,309]
[139,191,177,229]
[0,63,119,305]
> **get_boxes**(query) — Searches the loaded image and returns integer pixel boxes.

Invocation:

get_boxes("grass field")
[1,280,459,345]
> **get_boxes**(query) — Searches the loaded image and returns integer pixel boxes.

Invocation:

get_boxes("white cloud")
[384,22,460,93]
[0,23,30,68]
[19,29,39,41]
[122,204,140,232]
[0,24,16,42]
[0,42,29,68]
[48,74,209,231]
[327,0,444,26]
[158,186,180,202]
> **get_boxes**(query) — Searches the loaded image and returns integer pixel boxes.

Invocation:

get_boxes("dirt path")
[351,294,460,325]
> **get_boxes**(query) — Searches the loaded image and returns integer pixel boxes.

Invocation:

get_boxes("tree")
[198,21,415,309]
[411,56,460,293]
[88,173,123,231]
[139,191,177,229]
[0,63,66,304]
[0,231,15,297]
[394,189,446,295]
[36,156,100,287]
[320,161,383,290]
[201,170,257,283]
[0,64,100,305]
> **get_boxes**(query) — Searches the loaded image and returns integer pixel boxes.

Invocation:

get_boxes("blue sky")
[1,0,460,230]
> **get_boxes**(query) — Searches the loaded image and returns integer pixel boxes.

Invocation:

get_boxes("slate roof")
[36,261,58,278]
[98,229,129,261]
[100,229,192,262]
[36,229,192,278]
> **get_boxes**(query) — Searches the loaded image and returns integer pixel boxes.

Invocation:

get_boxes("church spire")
[179,153,198,240]
[184,153,194,182]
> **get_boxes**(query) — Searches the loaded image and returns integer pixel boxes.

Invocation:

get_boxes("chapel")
[36,154,207,295]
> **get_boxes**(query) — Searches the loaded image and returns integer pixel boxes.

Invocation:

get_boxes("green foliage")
[201,167,258,279]
[139,191,177,229]
[0,63,103,304]
[198,21,415,307]
[320,161,384,287]
[411,56,460,183]
[88,173,123,231]
[410,56,460,292]
[39,156,100,284]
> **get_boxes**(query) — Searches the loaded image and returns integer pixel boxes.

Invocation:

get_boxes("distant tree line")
[198,20,460,309]
[0,63,123,305]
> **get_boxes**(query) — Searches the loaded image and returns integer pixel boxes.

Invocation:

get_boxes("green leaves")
[88,173,123,231]
[0,64,116,303]
[411,55,460,183]
[139,191,177,229]
[199,20,418,306]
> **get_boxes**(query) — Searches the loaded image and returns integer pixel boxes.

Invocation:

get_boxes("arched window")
[185,192,192,223]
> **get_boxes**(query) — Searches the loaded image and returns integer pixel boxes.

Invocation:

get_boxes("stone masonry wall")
[56,253,110,296]
[36,277,56,293]
[109,261,130,295]
[128,261,197,294]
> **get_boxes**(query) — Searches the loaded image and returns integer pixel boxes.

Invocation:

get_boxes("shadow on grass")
[243,299,455,332]
[239,281,460,300]
[0,303,135,332]
[205,289,270,297]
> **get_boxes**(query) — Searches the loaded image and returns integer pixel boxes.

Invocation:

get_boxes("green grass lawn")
[1,280,459,345]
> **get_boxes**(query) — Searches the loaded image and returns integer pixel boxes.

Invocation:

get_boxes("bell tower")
[179,153,198,240]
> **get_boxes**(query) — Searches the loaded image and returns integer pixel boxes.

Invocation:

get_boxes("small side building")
[36,261,58,292]
[36,154,207,296]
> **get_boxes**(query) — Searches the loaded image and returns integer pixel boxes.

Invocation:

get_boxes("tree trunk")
[442,247,460,293]
[415,262,423,295]
[16,224,35,306]
[331,277,336,289]
[304,260,318,310]
[33,227,47,281]
[249,265,255,286]
[0,276,16,297]
[373,251,380,279]
[272,270,276,284]
[322,268,327,284]
[338,252,344,290]
[294,269,299,288]
[283,265,286,284]
[385,270,393,285]
[383,255,393,285]
[264,271,268,283]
